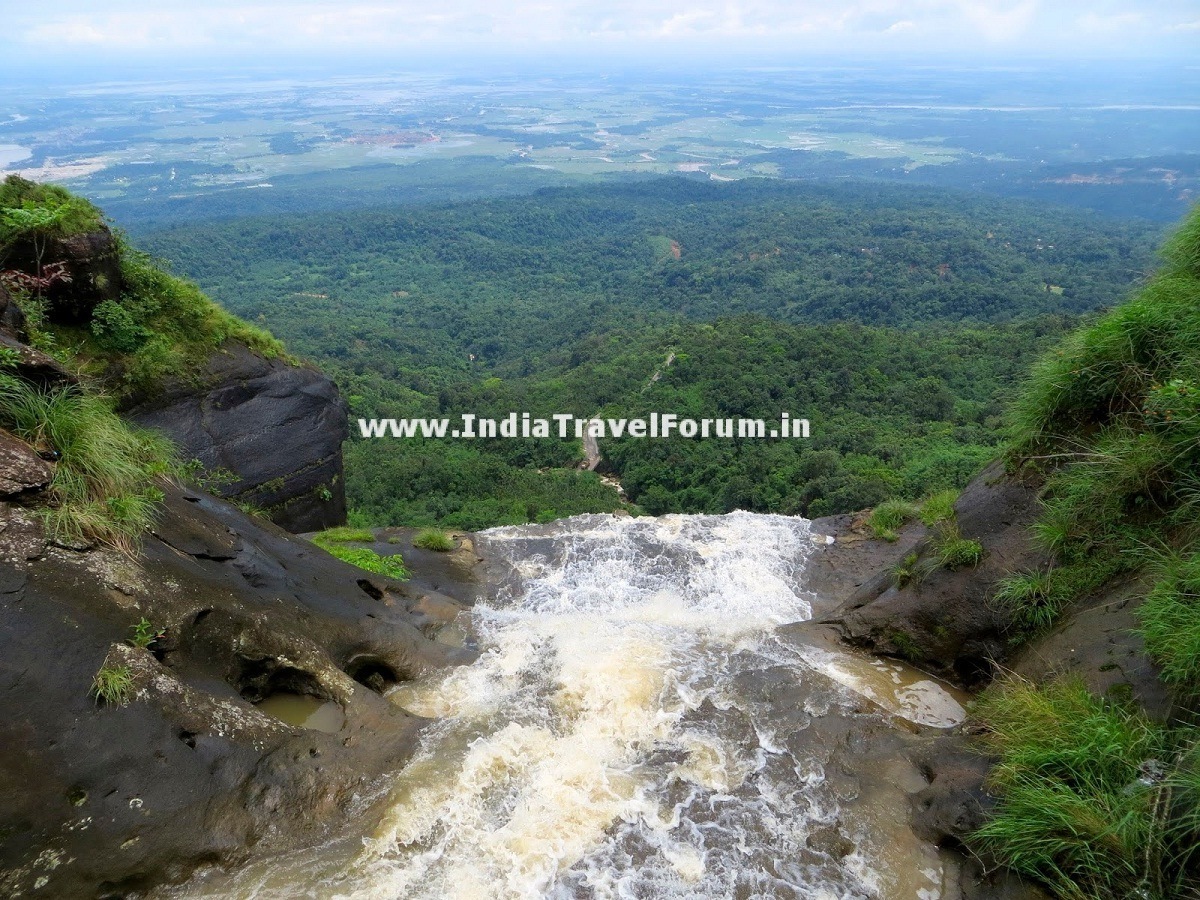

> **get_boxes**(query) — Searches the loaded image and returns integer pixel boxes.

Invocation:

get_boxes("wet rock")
[0,505,46,562]
[806,823,856,859]
[0,430,52,497]
[823,462,1049,687]
[1012,573,1174,721]
[908,735,994,847]
[0,483,479,898]
[0,283,24,337]
[125,341,349,533]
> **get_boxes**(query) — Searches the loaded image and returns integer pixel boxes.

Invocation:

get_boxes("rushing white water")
[165,511,964,899]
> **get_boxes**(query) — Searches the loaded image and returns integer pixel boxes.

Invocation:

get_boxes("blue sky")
[2,0,1197,68]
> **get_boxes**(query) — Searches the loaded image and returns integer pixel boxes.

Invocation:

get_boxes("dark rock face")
[0,483,477,899]
[126,342,350,533]
[1,228,123,324]
[0,283,24,337]
[819,461,1048,688]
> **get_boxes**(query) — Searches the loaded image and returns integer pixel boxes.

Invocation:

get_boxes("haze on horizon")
[1,0,1197,77]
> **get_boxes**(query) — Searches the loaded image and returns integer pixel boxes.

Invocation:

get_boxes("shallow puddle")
[256,693,344,734]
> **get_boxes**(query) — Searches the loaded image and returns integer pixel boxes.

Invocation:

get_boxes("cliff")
[0,175,346,533]
[123,342,349,532]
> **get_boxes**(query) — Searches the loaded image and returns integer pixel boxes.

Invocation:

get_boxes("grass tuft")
[891,551,934,589]
[1136,549,1200,694]
[919,489,959,526]
[932,521,984,569]
[972,677,1180,900]
[0,377,172,551]
[867,499,920,542]
[413,528,456,552]
[91,664,134,706]
[313,526,375,545]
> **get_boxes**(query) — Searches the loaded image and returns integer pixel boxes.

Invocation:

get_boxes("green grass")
[891,551,933,589]
[1137,550,1200,694]
[0,377,173,551]
[413,528,456,552]
[313,526,375,544]
[888,628,923,663]
[867,499,920,542]
[310,526,408,578]
[91,664,134,706]
[83,244,288,396]
[971,677,1186,900]
[318,544,409,581]
[933,522,984,570]
[919,489,959,526]
[992,570,1067,633]
[0,175,104,240]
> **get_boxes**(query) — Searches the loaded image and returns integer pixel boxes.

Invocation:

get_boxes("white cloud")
[5,1,1194,59]
[1077,11,1144,33]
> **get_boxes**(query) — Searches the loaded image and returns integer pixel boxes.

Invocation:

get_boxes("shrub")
[867,498,920,542]
[0,377,172,551]
[413,528,456,552]
[91,664,134,706]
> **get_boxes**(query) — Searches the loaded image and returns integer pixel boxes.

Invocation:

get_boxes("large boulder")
[819,462,1049,687]
[1,227,123,324]
[125,341,349,533]
[0,483,477,898]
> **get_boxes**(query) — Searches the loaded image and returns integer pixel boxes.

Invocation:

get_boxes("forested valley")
[139,177,1161,529]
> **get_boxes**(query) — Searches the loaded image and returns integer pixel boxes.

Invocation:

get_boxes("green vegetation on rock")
[0,175,287,400]
[1137,550,1200,695]
[974,677,1197,900]
[0,377,173,551]
[0,176,104,242]
[979,204,1200,898]
[413,528,456,551]
[867,499,921,542]
[90,664,134,707]
[311,528,409,580]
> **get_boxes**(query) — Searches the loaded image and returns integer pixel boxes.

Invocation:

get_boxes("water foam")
[162,511,959,899]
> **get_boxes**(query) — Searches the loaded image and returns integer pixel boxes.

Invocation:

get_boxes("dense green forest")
[138,178,1160,528]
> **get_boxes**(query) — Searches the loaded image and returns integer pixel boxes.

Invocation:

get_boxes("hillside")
[0,176,347,531]
[806,204,1200,898]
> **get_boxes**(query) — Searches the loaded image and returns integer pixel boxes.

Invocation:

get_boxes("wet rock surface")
[815,461,1048,688]
[125,341,349,533]
[0,484,479,899]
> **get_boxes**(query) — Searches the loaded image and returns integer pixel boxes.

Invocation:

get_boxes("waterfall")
[165,512,964,899]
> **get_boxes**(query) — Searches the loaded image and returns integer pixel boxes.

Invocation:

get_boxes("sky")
[0,0,1197,71]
